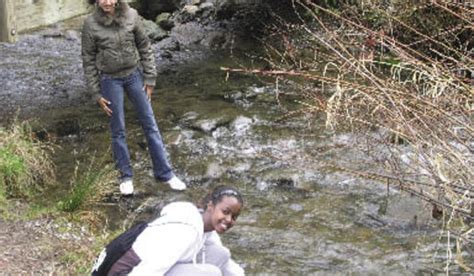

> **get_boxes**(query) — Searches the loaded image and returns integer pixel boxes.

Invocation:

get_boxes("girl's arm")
[129,223,200,275]
[222,259,245,276]
[81,21,101,103]
[132,10,157,88]
[204,232,245,276]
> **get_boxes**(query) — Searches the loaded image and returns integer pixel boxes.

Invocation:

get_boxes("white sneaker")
[119,179,134,195]
[166,176,186,191]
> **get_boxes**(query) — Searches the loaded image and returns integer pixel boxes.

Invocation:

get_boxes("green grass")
[0,120,115,220]
[0,121,55,205]
[56,169,98,212]
[0,120,120,275]
[0,147,26,181]
[57,155,116,213]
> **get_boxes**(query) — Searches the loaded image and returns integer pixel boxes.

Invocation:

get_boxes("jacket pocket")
[121,32,139,67]
[97,48,121,73]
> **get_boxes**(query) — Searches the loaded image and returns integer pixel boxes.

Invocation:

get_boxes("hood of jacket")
[153,202,204,232]
[93,0,130,27]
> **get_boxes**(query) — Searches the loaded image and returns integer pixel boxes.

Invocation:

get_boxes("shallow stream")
[2,33,461,274]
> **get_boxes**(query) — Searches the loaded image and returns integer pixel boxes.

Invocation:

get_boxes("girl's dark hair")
[200,186,243,210]
[88,0,95,4]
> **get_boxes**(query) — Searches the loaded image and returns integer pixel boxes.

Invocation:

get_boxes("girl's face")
[97,0,117,14]
[205,196,242,234]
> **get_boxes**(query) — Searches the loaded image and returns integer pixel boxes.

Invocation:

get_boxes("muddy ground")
[0,201,98,274]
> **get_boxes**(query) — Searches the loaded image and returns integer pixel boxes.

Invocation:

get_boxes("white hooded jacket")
[128,201,244,276]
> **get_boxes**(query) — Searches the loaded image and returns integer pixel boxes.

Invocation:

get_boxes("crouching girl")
[92,186,245,275]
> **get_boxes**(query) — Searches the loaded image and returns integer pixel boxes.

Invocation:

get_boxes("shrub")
[223,0,472,271]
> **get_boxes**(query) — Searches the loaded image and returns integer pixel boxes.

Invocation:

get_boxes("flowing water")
[2,34,463,274]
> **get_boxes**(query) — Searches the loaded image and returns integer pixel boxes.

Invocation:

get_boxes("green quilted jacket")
[81,1,156,102]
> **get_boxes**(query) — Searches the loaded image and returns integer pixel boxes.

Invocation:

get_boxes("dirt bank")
[0,209,96,274]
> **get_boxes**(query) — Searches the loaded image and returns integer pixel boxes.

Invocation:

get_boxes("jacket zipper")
[117,26,123,66]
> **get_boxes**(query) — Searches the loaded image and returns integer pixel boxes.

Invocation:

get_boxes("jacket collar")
[93,1,129,27]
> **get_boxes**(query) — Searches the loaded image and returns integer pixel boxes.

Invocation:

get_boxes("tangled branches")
[223,0,473,272]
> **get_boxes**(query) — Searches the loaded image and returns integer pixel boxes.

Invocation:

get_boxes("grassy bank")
[0,121,55,206]
[0,120,119,273]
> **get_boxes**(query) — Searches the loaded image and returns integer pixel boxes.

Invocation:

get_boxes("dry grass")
[0,120,55,203]
[0,121,119,274]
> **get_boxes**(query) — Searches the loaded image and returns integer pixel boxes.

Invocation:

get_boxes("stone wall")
[14,0,92,33]
[0,0,140,42]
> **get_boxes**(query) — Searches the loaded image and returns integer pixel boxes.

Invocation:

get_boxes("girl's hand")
[144,84,154,102]
[98,97,112,117]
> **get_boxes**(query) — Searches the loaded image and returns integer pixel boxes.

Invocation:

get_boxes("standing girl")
[81,0,185,195]
[91,186,245,275]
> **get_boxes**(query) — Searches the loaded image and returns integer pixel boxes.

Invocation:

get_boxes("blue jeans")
[100,69,174,182]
